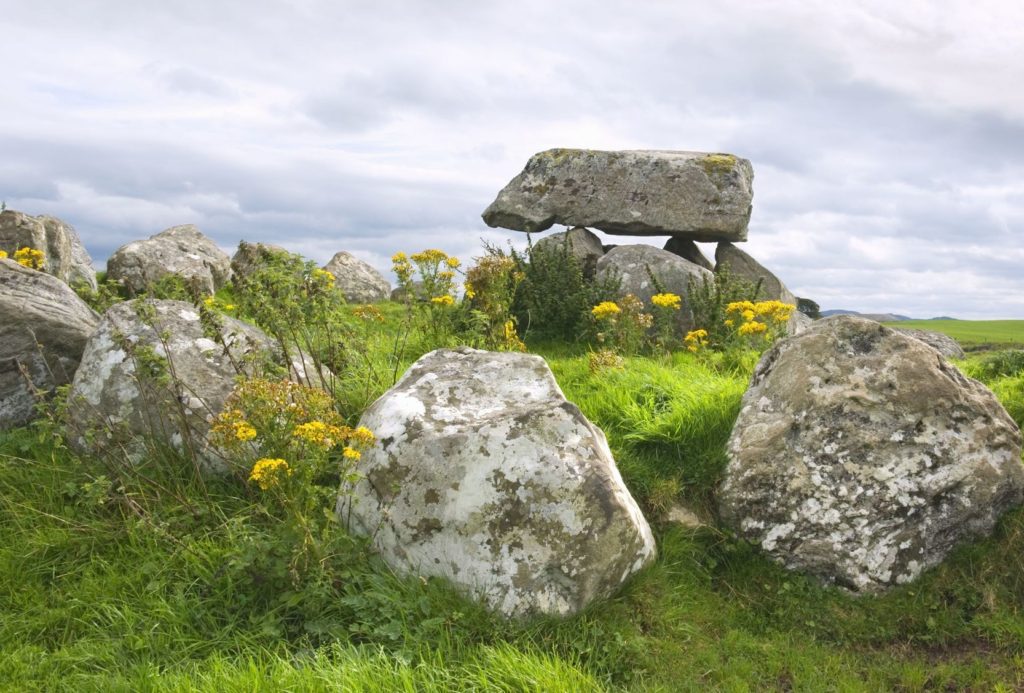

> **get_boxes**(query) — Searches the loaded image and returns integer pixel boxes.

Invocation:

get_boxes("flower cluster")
[588,348,625,373]
[14,247,45,270]
[249,458,292,490]
[684,329,709,353]
[352,305,385,322]
[0,250,6,260]
[723,299,795,345]
[650,293,682,310]
[591,301,621,320]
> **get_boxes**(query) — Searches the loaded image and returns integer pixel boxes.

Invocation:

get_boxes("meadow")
[884,319,1024,349]
[3,256,1024,691]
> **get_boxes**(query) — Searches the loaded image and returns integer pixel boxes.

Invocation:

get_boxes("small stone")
[322,251,391,303]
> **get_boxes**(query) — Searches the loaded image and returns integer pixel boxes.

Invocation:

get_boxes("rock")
[482,149,753,241]
[790,310,813,336]
[892,328,965,360]
[0,259,100,430]
[664,503,706,530]
[106,224,232,296]
[231,241,293,280]
[714,242,797,306]
[391,280,425,303]
[65,299,277,469]
[719,316,1024,592]
[663,237,713,271]
[338,347,656,617]
[322,251,391,303]
[595,245,713,332]
[532,226,605,278]
[0,210,98,290]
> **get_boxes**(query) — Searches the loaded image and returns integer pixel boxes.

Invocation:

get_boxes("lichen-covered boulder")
[663,237,713,271]
[0,210,98,290]
[323,251,390,303]
[107,224,232,296]
[0,259,100,430]
[893,328,965,360]
[720,316,1024,592]
[595,244,712,332]
[65,299,277,469]
[338,347,656,617]
[231,241,294,280]
[532,226,605,278]
[715,242,796,306]
[483,149,753,241]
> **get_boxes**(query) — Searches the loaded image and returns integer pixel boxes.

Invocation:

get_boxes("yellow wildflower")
[650,293,682,310]
[445,257,461,269]
[738,320,767,336]
[591,301,621,320]
[741,309,755,321]
[724,319,734,327]
[204,296,216,308]
[233,421,257,441]
[351,426,376,446]
[684,329,709,352]
[503,319,526,351]
[224,304,235,311]
[431,294,454,306]
[342,447,361,460]
[293,420,347,448]
[353,305,385,322]
[438,270,455,281]
[391,251,408,263]
[411,249,448,264]
[463,282,476,299]
[14,247,45,270]
[249,458,291,490]
[311,268,335,284]
[0,250,7,260]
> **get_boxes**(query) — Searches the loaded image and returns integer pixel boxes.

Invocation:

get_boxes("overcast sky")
[3,0,1023,318]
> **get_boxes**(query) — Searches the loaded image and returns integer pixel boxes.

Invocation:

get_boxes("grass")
[4,305,1024,690]
[884,319,1024,349]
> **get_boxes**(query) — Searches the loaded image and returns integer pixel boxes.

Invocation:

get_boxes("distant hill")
[820,310,913,321]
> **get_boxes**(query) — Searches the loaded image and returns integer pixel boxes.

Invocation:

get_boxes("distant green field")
[883,319,1024,347]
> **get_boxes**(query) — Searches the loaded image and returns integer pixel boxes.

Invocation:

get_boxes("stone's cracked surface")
[0,258,100,430]
[0,209,98,291]
[322,251,391,303]
[338,347,656,617]
[66,299,281,470]
[482,149,753,241]
[595,244,712,333]
[107,224,232,296]
[719,316,1024,592]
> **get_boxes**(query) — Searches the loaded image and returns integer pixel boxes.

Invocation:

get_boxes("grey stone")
[65,299,277,470]
[323,251,391,303]
[532,226,605,278]
[595,244,713,332]
[338,347,656,617]
[0,210,98,291]
[719,316,1024,592]
[892,328,965,360]
[0,259,100,430]
[231,241,293,280]
[482,149,753,241]
[715,242,797,305]
[107,224,232,296]
[663,237,713,271]
[391,280,425,303]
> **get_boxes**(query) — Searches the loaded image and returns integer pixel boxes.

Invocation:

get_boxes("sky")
[2,0,1023,318]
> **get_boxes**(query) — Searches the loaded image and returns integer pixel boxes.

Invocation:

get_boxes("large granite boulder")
[65,299,275,469]
[720,316,1024,592]
[231,241,294,280]
[322,251,390,303]
[715,242,797,306]
[0,259,100,430]
[532,226,605,278]
[0,210,98,290]
[595,245,712,332]
[338,347,656,617]
[107,225,232,296]
[893,328,965,360]
[663,237,713,271]
[483,149,753,242]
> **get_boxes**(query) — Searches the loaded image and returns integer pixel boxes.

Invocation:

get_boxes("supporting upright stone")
[483,149,753,241]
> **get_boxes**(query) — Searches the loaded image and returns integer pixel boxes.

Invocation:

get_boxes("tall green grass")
[885,319,1024,347]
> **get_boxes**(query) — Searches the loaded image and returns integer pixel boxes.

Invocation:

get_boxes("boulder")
[106,224,232,296]
[483,149,753,242]
[0,259,100,430]
[65,299,276,469]
[892,328,965,360]
[391,280,425,303]
[663,237,713,271]
[719,316,1024,592]
[338,347,656,617]
[322,251,391,303]
[0,210,97,290]
[231,241,293,280]
[595,245,713,332]
[532,226,605,278]
[714,242,797,306]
